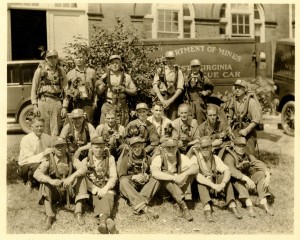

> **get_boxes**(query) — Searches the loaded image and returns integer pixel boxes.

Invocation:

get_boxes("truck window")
[273,43,295,79]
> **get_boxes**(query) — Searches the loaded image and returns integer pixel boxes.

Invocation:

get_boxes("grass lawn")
[6,136,294,234]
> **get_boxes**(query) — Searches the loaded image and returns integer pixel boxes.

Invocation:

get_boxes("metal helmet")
[190,59,201,66]
[165,51,176,58]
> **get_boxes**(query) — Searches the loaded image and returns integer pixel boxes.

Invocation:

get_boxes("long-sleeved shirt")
[34,154,87,182]
[223,152,269,180]
[198,118,228,140]
[18,132,52,166]
[172,118,200,143]
[31,62,68,107]
[147,115,172,139]
[82,155,117,195]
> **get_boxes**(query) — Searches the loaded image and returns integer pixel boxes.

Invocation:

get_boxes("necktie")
[37,137,43,154]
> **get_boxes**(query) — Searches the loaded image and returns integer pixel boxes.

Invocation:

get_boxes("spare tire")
[18,105,34,134]
[281,101,294,136]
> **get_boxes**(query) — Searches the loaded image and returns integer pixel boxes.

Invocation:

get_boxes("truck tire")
[19,105,34,134]
[281,101,294,136]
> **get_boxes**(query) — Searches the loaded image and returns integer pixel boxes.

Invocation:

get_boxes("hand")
[62,175,75,188]
[33,105,40,116]
[50,179,62,187]
[244,176,255,190]
[163,99,173,109]
[132,174,146,184]
[61,107,67,118]
[212,139,223,147]
[201,90,208,96]
[43,148,54,157]
[239,129,248,137]
[211,183,225,192]
[118,86,125,93]
[113,132,120,139]
[173,173,187,187]
[97,187,108,198]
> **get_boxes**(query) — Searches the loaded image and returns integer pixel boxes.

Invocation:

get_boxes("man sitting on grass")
[150,138,198,222]
[223,137,274,217]
[33,137,89,230]
[191,136,242,222]
[18,117,53,192]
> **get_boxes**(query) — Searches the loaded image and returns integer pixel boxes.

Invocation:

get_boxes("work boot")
[26,181,32,193]
[204,210,214,222]
[98,214,109,234]
[229,207,243,219]
[143,207,159,219]
[260,203,274,216]
[74,212,85,226]
[106,218,119,234]
[247,206,256,218]
[179,202,193,221]
[44,216,55,230]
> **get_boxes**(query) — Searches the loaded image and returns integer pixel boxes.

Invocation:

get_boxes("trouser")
[92,193,115,217]
[69,100,94,124]
[233,127,257,156]
[19,162,41,185]
[38,97,62,136]
[190,99,206,125]
[162,94,183,120]
[100,101,129,126]
[197,174,235,207]
[38,176,89,217]
[120,177,161,211]
[232,170,271,201]
[161,175,194,204]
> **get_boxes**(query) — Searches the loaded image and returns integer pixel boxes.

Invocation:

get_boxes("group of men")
[17,49,274,233]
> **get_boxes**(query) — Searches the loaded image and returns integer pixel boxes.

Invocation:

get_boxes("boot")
[106,218,119,234]
[44,216,55,230]
[229,207,243,219]
[74,212,85,226]
[247,206,256,218]
[143,207,159,219]
[98,214,109,234]
[204,210,214,222]
[179,202,193,221]
[260,203,274,216]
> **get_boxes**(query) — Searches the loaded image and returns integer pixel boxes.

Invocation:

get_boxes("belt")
[40,95,61,101]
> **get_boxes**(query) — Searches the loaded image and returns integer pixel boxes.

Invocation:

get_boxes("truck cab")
[273,39,295,136]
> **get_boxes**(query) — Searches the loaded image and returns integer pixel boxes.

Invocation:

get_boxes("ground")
[5,114,295,234]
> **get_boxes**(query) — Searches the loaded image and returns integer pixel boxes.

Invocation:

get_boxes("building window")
[219,4,265,42]
[146,4,195,39]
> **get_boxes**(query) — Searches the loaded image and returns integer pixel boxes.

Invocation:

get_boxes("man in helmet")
[82,136,119,234]
[60,108,95,160]
[190,136,242,222]
[31,50,69,136]
[66,51,97,123]
[150,138,198,222]
[153,51,184,120]
[125,103,160,156]
[96,54,137,126]
[223,137,274,217]
[228,79,262,155]
[184,59,214,125]
[117,136,161,218]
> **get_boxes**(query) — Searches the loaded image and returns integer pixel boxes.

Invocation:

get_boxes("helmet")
[129,136,145,146]
[234,79,247,88]
[233,137,247,145]
[161,138,178,147]
[199,136,212,148]
[190,59,201,66]
[165,51,176,58]
[109,55,121,61]
[136,103,149,111]
[52,137,67,147]
[69,109,84,118]
[46,50,58,58]
[91,136,106,145]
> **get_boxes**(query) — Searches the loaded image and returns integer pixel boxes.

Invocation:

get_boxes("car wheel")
[281,101,294,136]
[19,105,34,134]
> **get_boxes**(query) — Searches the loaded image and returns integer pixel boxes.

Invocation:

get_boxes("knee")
[120,177,131,187]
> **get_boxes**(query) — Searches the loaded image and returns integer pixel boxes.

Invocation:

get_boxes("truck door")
[255,42,272,79]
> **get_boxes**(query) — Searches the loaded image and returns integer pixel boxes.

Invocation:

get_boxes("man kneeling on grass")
[150,138,198,221]
[190,136,242,222]
[82,136,119,234]
[117,136,161,219]
[33,137,89,230]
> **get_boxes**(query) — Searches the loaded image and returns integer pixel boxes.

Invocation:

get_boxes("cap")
[161,138,178,147]
[234,79,247,88]
[70,109,84,118]
[165,51,176,58]
[136,103,148,111]
[129,136,145,146]
[91,136,106,144]
[109,55,121,61]
[46,50,58,58]
[233,137,247,145]
[52,137,67,147]
[199,136,212,148]
[190,59,201,66]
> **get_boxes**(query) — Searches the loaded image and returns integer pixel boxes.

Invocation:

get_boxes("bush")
[63,17,160,113]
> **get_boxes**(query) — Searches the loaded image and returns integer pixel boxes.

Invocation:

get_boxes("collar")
[75,66,87,73]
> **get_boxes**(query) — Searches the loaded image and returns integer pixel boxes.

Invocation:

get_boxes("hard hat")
[165,51,176,58]
[136,103,149,111]
[199,136,212,148]
[91,136,106,144]
[109,55,121,61]
[52,137,67,147]
[190,59,201,66]
[46,50,58,58]
[161,138,178,147]
[233,137,247,145]
[69,109,84,118]
[234,79,247,88]
[129,136,145,146]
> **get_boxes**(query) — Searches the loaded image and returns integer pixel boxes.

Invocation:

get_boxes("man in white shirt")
[151,138,198,221]
[18,117,53,191]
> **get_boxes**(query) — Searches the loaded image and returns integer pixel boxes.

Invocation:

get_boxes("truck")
[272,38,295,136]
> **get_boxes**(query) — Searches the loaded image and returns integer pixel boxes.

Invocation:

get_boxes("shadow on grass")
[257,131,282,142]
[7,161,21,184]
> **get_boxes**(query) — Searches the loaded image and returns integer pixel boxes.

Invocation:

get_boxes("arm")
[153,71,165,103]
[61,69,69,109]
[33,161,61,186]
[31,68,41,105]
[150,157,175,181]
[123,74,137,96]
